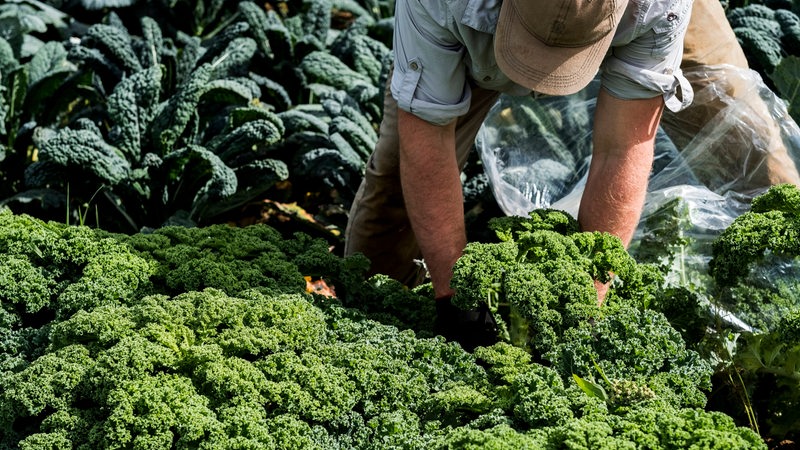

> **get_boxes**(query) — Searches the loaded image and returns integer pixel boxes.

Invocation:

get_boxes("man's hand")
[397,109,463,299]
[434,296,499,352]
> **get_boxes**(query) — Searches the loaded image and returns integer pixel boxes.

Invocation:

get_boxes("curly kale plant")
[0,209,766,448]
[451,209,660,347]
[449,209,712,410]
[0,208,158,378]
[703,183,800,440]
[0,288,764,449]
[637,184,800,442]
[709,183,800,329]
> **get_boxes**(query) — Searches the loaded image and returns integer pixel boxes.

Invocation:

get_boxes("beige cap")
[495,0,626,96]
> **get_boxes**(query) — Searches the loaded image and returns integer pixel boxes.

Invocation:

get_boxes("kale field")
[1,0,799,448]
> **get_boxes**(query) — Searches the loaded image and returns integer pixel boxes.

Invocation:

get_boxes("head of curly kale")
[709,183,800,331]
[450,209,660,345]
[450,209,711,410]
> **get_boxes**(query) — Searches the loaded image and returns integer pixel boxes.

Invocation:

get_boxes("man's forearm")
[579,90,663,303]
[579,90,664,248]
[397,109,463,299]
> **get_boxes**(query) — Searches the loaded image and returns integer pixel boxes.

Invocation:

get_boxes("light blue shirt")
[391,0,695,125]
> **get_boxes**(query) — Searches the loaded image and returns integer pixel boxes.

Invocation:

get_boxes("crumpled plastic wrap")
[475,83,596,218]
[476,64,800,220]
[475,64,800,333]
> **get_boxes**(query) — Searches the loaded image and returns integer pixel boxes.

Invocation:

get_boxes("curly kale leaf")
[488,208,581,241]
[552,302,713,409]
[451,241,519,311]
[0,210,157,322]
[710,184,800,286]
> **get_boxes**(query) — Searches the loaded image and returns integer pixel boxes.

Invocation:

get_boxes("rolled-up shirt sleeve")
[391,0,471,125]
[600,0,695,112]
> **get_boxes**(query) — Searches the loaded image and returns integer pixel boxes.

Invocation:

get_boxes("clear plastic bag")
[475,64,800,332]
[476,65,800,220]
[475,83,596,218]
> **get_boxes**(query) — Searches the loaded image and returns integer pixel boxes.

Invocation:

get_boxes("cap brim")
[495,0,614,96]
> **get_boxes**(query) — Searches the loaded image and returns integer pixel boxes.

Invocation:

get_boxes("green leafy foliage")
[5,284,760,448]
[701,184,800,440]
[8,13,291,231]
[0,1,391,235]
[772,55,800,123]
[450,209,712,412]
[709,183,799,299]
[0,6,79,201]
[630,185,800,442]
[452,209,654,337]
[0,209,766,448]
[0,2,797,446]
[727,1,800,95]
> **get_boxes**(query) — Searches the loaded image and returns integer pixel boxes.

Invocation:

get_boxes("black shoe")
[434,296,499,352]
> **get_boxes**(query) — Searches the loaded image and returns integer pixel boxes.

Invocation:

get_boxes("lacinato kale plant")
[1,1,392,234]
[0,2,79,202]
[725,0,800,122]
[14,11,290,232]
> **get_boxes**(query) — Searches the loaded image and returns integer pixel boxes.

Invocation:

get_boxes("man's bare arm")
[580,89,664,303]
[579,89,664,248]
[397,109,462,299]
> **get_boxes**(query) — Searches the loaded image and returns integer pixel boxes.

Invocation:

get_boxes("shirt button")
[410,62,419,71]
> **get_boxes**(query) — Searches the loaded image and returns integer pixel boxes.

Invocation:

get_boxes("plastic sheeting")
[475,64,800,332]
[476,66,800,236]
[476,64,800,223]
